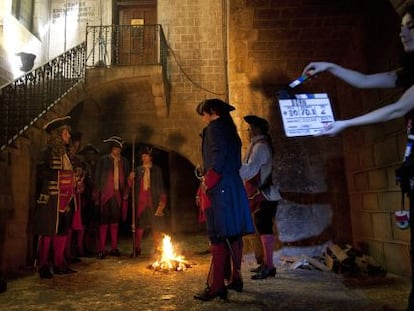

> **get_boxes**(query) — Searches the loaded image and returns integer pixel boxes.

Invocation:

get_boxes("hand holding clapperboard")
[277,73,335,137]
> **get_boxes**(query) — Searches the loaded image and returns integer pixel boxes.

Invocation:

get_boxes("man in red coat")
[130,147,167,256]
[94,136,130,259]
[33,116,77,278]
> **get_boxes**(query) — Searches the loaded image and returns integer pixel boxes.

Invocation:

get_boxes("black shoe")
[39,267,53,279]
[97,251,106,259]
[194,287,227,301]
[251,267,276,280]
[110,249,121,257]
[250,264,264,273]
[226,278,243,292]
[54,267,77,275]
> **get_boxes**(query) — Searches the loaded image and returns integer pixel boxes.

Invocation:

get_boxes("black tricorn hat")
[140,145,153,156]
[43,116,71,133]
[196,98,235,115]
[78,143,100,155]
[243,115,269,133]
[103,136,124,149]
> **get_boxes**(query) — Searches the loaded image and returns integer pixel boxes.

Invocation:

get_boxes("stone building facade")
[0,0,411,279]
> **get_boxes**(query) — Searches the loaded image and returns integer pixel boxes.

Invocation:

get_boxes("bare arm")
[303,62,397,88]
[320,85,414,136]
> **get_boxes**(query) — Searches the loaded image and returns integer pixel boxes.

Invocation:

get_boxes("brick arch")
[77,68,203,167]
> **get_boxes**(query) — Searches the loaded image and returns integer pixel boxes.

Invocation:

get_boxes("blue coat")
[201,117,254,241]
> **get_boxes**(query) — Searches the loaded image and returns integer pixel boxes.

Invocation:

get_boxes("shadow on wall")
[249,72,291,99]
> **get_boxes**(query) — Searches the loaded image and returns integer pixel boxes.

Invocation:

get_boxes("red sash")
[245,173,265,213]
[58,170,75,212]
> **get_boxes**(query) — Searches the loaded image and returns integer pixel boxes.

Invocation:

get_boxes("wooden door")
[118,4,157,65]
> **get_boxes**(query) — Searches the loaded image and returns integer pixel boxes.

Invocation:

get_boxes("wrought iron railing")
[86,24,170,83]
[0,42,86,151]
[0,25,170,152]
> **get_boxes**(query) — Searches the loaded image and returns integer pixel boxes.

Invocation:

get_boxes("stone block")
[374,138,399,166]
[383,243,410,276]
[362,193,378,210]
[371,213,393,241]
[368,169,388,190]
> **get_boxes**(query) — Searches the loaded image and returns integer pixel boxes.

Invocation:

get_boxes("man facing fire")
[129,146,167,256]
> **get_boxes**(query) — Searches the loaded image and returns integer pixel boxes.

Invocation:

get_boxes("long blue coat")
[201,117,254,242]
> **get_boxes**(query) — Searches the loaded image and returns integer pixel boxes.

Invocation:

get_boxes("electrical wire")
[166,42,226,96]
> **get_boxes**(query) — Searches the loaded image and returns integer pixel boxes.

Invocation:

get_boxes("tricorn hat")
[78,143,100,155]
[103,136,124,149]
[196,98,235,116]
[140,145,153,156]
[43,116,71,133]
[243,115,269,133]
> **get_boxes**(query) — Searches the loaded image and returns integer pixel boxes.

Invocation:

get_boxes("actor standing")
[130,147,167,256]
[94,136,130,259]
[33,116,77,278]
[194,98,254,301]
[240,115,281,280]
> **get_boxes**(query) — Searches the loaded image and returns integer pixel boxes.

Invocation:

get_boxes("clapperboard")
[277,75,335,137]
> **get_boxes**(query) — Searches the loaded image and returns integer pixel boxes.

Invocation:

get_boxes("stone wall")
[0,0,412,278]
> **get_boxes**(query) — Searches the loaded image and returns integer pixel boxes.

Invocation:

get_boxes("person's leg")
[226,237,244,292]
[109,223,120,256]
[76,229,85,256]
[194,241,228,301]
[97,224,107,259]
[38,235,52,278]
[65,228,73,260]
[134,228,144,255]
[252,202,277,280]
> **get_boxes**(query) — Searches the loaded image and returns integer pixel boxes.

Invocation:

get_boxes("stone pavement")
[0,233,410,311]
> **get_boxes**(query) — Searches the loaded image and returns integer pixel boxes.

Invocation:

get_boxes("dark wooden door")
[118,4,157,65]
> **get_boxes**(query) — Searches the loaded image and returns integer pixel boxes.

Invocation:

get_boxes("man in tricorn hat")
[94,136,131,259]
[33,116,77,278]
[240,115,281,280]
[129,146,167,256]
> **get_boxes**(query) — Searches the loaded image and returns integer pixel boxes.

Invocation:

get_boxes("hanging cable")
[166,41,226,96]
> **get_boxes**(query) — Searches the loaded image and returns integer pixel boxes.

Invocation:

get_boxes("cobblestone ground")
[0,233,410,311]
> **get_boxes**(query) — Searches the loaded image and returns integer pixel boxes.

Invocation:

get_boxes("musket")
[131,138,136,258]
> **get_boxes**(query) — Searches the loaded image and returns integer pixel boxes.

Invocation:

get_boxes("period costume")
[131,148,167,256]
[65,131,86,261]
[194,99,254,301]
[240,115,281,280]
[94,136,130,259]
[33,116,77,278]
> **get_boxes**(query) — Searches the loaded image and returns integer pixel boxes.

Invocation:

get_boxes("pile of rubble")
[280,243,386,276]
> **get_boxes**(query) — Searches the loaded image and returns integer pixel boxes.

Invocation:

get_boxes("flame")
[151,234,189,271]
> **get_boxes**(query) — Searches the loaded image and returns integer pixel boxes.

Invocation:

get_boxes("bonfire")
[149,234,191,272]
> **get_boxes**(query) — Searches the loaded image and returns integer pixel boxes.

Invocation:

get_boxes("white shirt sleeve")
[239,142,271,181]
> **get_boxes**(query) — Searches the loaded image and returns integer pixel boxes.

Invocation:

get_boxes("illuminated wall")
[0,0,112,83]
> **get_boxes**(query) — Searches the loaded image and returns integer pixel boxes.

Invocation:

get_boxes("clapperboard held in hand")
[277,75,335,137]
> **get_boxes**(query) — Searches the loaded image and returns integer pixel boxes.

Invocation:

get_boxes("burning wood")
[149,234,191,272]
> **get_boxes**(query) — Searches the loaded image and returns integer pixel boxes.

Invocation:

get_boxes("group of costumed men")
[33,116,167,279]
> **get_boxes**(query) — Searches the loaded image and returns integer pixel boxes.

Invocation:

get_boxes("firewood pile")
[280,243,386,276]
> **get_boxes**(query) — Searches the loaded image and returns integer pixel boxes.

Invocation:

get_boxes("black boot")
[194,287,227,301]
[226,278,243,292]
[251,267,276,280]
[39,266,53,279]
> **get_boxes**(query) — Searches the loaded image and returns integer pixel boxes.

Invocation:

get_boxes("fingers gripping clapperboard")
[277,74,335,137]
